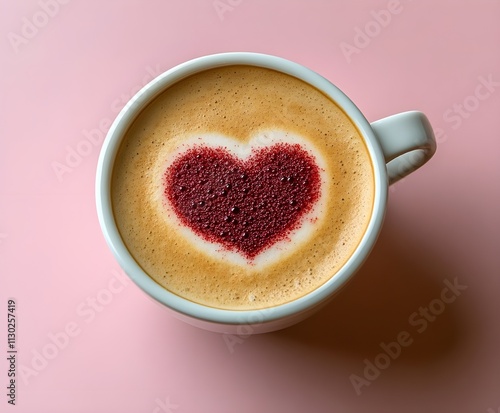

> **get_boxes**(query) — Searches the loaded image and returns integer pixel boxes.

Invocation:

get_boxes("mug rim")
[95,52,388,326]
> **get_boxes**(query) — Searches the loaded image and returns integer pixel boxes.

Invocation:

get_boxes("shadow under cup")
[96,52,414,334]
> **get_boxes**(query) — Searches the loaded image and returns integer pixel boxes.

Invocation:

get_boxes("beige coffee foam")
[111,66,374,310]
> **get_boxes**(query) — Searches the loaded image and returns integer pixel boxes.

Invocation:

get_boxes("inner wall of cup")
[100,53,388,324]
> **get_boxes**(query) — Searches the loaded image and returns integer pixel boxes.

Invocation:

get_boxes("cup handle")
[370,111,437,185]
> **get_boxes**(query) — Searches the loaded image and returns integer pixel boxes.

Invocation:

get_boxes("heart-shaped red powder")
[164,143,321,259]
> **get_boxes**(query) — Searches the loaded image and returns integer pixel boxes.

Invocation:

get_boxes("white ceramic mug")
[96,53,436,334]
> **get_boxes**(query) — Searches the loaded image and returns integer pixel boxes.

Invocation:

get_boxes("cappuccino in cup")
[111,65,374,310]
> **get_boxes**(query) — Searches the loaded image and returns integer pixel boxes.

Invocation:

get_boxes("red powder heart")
[164,143,321,259]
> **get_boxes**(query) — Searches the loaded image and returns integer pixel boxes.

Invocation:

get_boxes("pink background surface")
[1,0,500,412]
